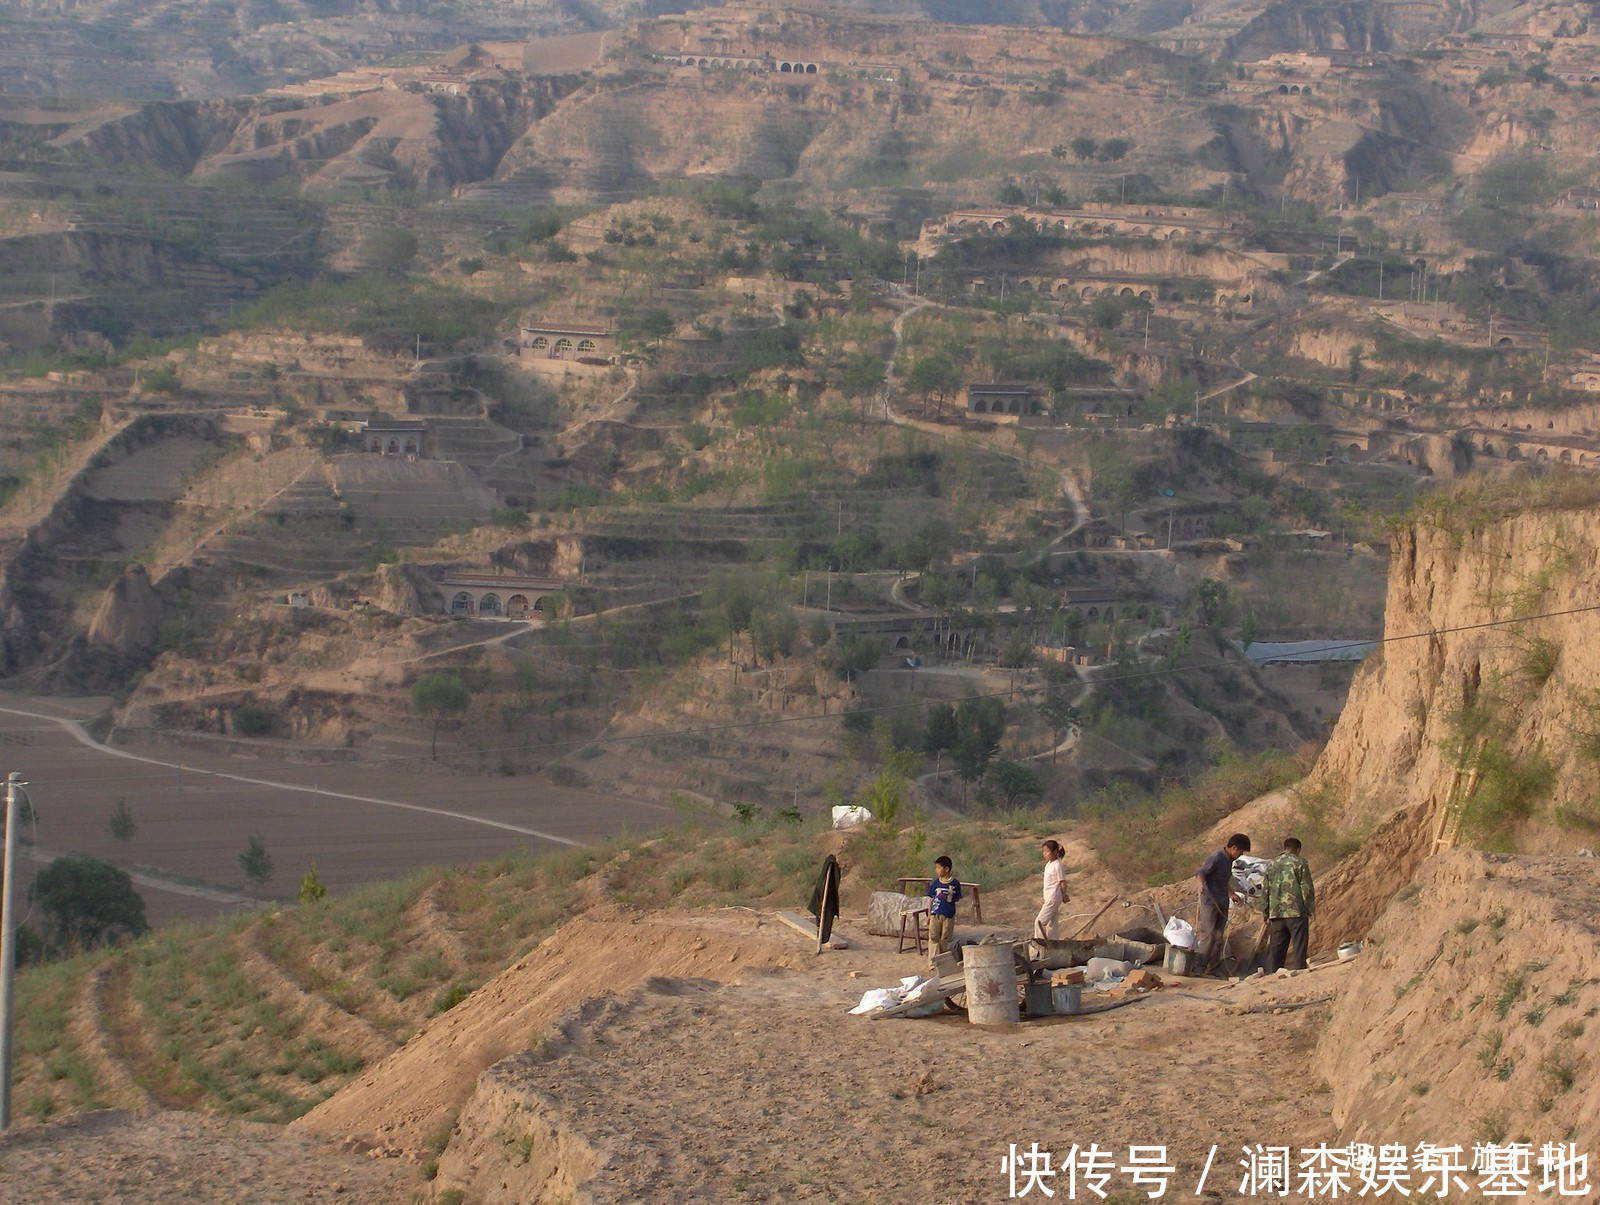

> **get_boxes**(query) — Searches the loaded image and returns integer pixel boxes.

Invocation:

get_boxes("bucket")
[962,942,1021,1025]
[1024,981,1054,1016]
[1163,945,1195,976]
[1051,984,1082,1014]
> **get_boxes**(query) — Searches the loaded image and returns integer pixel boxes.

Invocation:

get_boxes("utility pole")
[1378,259,1384,302]
[1,771,29,1131]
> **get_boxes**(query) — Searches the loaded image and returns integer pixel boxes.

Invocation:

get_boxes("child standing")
[925,855,963,955]
[1035,839,1070,940]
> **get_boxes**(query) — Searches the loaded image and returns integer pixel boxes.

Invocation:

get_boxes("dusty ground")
[296,904,1349,1202]
[439,953,1345,1202]
[0,1110,422,1203]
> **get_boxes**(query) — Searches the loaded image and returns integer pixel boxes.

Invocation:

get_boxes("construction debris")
[1123,969,1163,993]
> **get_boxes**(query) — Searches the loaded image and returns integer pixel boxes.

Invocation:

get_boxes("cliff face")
[0,414,223,678]
[61,101,250,175]
[1310,485,1600,912]
[1224,0,1395,59]
[1315,849,1600,1154]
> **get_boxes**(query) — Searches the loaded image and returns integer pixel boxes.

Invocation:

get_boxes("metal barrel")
[962,941,1020,1025]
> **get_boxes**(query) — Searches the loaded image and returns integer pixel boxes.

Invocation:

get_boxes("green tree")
[905,352,961,417]
[827,633,881,681]
[1167,618,1194,668]
[708,572,757,662]
[30,856,148,952]
[1194,578,1231,627]
[298,862,327,905]
[998,628,1034,669]
[623,307,675,350]
[986,760,1045,808]
[1037,692,1082,763]
[107,798,136,842]
[362,227,419,277]
[923,702,958,752]
[1088,438,1139,532]
[1098,137,1132,161]
[951,695,1007,800]
[1240,612,1261,651]
[956,695,1007,753]
[857,763,909,829]
[952,729,994,803]
[1070,135,1098,161]
[1088,294,1131,329]
[240,835,274,886]
[411,671,473,759]
[838,352,886,424]
[751,606,798,664]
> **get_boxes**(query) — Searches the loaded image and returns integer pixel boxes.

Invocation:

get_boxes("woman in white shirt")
[1036,839,1069,940]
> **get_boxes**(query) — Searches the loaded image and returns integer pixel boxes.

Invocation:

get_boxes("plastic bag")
[847,975,931,1016]
[1163,916,1197,950]
[832,805,873,829]
[1085,956,1134,982]
[848,988,897,1015]
[1232,854,1271,900]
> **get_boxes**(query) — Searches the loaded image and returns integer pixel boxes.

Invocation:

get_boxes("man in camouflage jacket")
[1263,837,1315,972]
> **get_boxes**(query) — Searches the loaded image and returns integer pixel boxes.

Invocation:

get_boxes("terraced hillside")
[5,814,1049,1128]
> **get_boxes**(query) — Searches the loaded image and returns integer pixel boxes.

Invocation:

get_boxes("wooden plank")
[774,910,849,949]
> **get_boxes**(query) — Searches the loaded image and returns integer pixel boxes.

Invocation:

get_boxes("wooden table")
[896,877,983,922]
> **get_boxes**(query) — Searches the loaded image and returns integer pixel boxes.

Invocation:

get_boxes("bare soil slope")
[295,905,809,1154]
[1318,848,1600,1152]
[0,1109,421,1202]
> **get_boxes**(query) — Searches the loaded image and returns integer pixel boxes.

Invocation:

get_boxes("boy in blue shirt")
[926,855,963,955]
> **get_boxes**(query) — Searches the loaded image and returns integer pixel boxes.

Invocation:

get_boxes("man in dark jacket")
[1194,833,1250,977]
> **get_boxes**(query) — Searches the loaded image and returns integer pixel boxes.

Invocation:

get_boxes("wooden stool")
[898,901,929,954]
